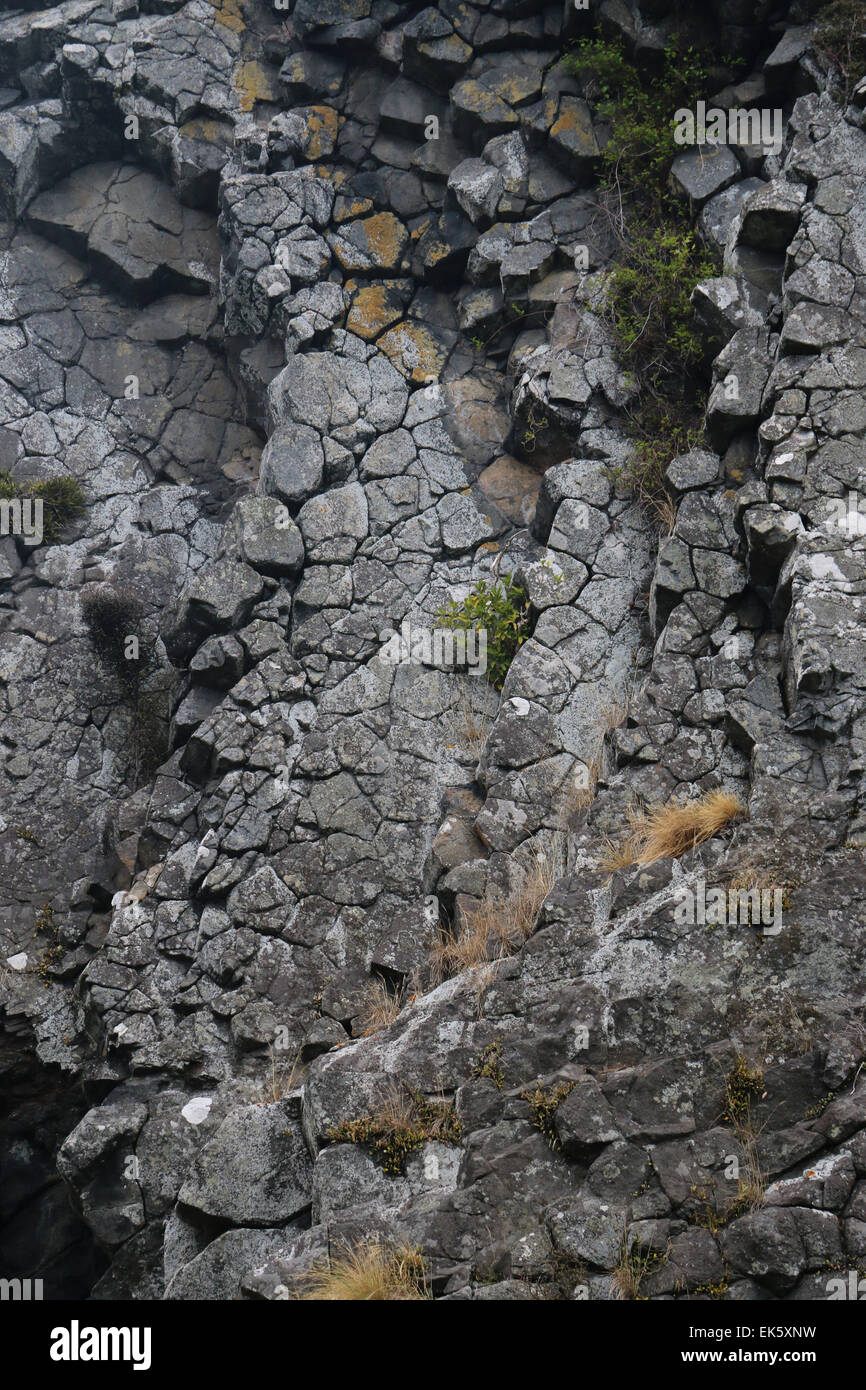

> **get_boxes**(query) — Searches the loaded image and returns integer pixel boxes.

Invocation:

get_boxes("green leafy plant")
[562,32,716,511]
[436,573,529,691]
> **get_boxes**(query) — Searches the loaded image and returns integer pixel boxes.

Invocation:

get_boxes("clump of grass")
[612,1234,668,1301]
[521,1080,575,1150]
[357,977,406,1036]
[255,1042,302,1104]
[80,584,155,690]
[431,838,561,982]
[327,1085,461,1176]
[0,470,85,543]
[722,1055,765,1131]
[471,1039,504,1090]
[599,790,744,872]
[436,573,529,691]
[299,1242,429,1301]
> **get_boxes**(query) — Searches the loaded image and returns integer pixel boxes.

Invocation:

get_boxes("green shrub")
[436,573,529,691]
[607,227,715,397]
[815,1,866,89]
[562,34,709,220]
[562,31,716,509]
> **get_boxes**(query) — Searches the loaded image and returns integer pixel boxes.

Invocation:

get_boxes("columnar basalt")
[1,0,866,1304]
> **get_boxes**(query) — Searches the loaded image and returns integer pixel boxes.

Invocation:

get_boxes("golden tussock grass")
[599,790,744,874]
[430,837,563,983]
[357,978,406,1035]
[299,1242,429,1301]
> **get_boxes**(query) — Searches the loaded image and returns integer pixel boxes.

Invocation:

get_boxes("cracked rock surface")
[1,0,866,1305]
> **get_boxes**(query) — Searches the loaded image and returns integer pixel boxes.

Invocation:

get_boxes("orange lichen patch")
[300,106,341,160]
[212,0,244,32]
[177,116,234,148]
[234,58,282,113]
[333,194,375,224]
[308,164,347,187]
[416,32,472,67]
[332,212,409,272]
[421,237,451,270]
[550,97,600,158]
[452,80,518,127]
[378,321,450,385]
[410,215,435,244]
[346,284,405,341]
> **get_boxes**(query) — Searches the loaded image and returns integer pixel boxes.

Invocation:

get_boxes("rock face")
[0,0,865,1307]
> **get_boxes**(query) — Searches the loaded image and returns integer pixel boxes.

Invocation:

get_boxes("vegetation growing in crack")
[562,33,718,513]
[431,836,562,981]
[80,583,168,787]
[814,0,866,95]
[326,1085,462,1176]
[612,1233,669,1301]
[471,1039,505,1090]
[436,572,529,691]
[599,789,744,873]
[522,1080,575,1150]
[298,1242,429,1301]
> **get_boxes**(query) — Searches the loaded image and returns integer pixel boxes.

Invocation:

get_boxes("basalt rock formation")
[1,0,866,1302]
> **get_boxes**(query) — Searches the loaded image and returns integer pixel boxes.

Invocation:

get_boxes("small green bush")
[815,1,866,88]
[607,227,715,397]
[436,573,529,691]
[562,31,716,509]
[562,34,709,220]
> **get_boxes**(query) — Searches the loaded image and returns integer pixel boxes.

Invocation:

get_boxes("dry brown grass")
[299,1242,429,1301]
[599,790,744,874]
[357,978,406,1035]
[446,682,493,756]
[430,838,563,983]
[558,698,630,827]
[256,1043,303,1104]
[651,492,678,536]
[612,1231,669,1301]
